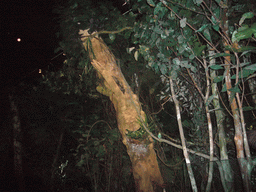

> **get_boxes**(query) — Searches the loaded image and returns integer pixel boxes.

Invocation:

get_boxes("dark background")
[1,0,62,134]
[1,0,60,87]
[1,2,61,190]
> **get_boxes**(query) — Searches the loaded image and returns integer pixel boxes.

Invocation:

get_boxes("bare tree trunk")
[169,76,198,192]
[79,29,164,191]
[9,92,25,191]
[222,3,251,190]
[209,49,234,191]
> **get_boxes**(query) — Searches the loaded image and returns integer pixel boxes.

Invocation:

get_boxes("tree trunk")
[79,29,164,191]
[209,50,234,191]
[9,92,25,191]
[169,76,198,192]
[221,3,251,190]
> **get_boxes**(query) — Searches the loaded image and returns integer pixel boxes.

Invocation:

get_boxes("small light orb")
[17,38,21,42]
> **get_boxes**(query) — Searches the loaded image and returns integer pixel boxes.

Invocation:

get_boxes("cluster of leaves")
[126,116,156,140]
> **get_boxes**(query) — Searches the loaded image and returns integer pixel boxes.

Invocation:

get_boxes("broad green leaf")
[194,42,206,56]
[209,65,223,70]
[154,2,162,15]
[154,2,168,19]
[180,18,187,28]
[231,69,254,79]
[173,58,181,65]
[154,25,163,34]
[209,52,231,59]
[228,86,241,93]
[147,0,155,7]
[193,0,203,6]
[238,62,250,67]
[221,84,227,92]
[212,24,219,32]
[238,25,249,32]
[236,46,256,53]
[239,12,254,25]
[178,45,185,54]
[244,64,256,70]
[213,7,220,20]
[159,64,167,75]
[214,75,224,83]
[178,35,184,44]
[196,24,209,33]
[231,30,239,43]
[251,23,256,32]
[234,28,254,42]
[203,28,212,42]
[242,106,254,111]
[189,54,195,60]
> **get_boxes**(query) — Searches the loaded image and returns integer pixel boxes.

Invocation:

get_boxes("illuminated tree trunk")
[222,2,251,191]
[209,50,234,191]
[79,29,164,191]
[9,92,25,191]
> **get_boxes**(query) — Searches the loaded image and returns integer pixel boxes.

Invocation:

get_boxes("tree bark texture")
[79,29,164,191]
[222,2,251,191]
[209,50,234,191]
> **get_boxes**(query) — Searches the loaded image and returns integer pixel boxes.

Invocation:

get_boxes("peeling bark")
[79,29,164,191]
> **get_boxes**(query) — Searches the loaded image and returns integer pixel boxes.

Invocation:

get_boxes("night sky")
[0,0,63,140]
[1,0,60,88]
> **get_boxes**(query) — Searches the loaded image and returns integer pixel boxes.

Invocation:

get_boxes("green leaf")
[209,65,223,70]
[212,24,219,32]
[147,0,155,7]
[251,23,256,32]
[231,69,254,79]
[244,64,256,71]
[180,18,187,28]
[214,75,224,83]
[189,54,195,60]
[228,86,241,93]
[194,42,206,56]
[159,64,167,75]
[234,28,254,42]
[173,58,181,65]
[203,28,212,42]
[239,12,254,25]
[242,106,254,111]
[237,46,256,53]
[196,24,209,33]
[221,84,227,92]
[193,0,203,6]
[209,52,231,59]
[109,33,116,41]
